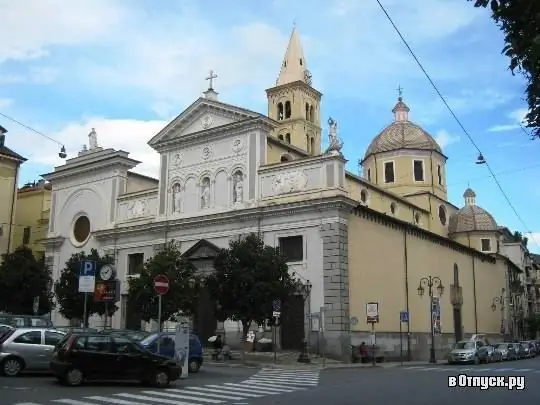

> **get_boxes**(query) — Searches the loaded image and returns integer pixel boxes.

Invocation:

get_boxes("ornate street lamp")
[417,276,444,364]
[297,280,312,363]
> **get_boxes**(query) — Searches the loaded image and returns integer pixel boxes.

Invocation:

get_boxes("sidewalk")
[203,351,448,370]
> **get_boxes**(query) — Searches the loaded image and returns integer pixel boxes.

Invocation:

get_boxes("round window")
[73,216,91,244]
[360,190,368,204]
[439,205,447,226]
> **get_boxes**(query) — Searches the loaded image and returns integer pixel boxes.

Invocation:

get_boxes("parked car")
[479,345,502,363]
[139,332,204,373]
[49,332,180,387]
[0,314,53,328]
[55,327,98,334]
[520,341,537,358]
[493,343,517,361]
[0,324,14,339]
[447,337,487,364]
[510,343,527,359]
[0,327,66,376]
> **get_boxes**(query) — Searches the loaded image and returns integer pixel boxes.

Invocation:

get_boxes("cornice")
[94,196,355,241]
[42,156,138,182]
[265,81,323,99]
[259,153,346,172]
[117,188,158,201]
[41,236,65,249]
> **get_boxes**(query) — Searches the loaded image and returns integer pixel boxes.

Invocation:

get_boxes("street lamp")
[417,276,444,364]
[297,280,312,363]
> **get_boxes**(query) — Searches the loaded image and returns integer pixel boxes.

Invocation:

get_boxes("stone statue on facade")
[172,183,182,213]
[201,178,210,208]
[325,117,343,155]
[233,171,244,203]
[88,128,98,150]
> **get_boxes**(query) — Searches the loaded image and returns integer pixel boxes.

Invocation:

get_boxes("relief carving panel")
[117,195,158,221]
[272,171,308,194]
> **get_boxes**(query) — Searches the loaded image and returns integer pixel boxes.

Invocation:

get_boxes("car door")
[5,330,44,369]
[44,331,65,364]
[112,336,145,380]
[81,335,116,379]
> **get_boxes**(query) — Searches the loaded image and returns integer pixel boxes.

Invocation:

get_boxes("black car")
[49,332,180,387]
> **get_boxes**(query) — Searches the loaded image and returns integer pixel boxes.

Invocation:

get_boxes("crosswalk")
[404,365,540,374]
[14,368,320,405]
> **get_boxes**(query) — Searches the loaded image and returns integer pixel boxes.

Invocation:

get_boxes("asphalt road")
[2,359,540,405]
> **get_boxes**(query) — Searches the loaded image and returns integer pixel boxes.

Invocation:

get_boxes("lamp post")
[417,276,444,364]
[491,288,505,339]
[297,280,312,363]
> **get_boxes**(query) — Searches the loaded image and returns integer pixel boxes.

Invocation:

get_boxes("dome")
[448,188,498,234]
[364,97,442,159]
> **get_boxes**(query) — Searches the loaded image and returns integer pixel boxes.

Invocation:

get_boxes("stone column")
[321,221,350,361]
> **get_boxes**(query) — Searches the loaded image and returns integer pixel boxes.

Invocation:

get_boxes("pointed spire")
[392,86,410,122]
[463,188,476,206]
[276,27,310,86]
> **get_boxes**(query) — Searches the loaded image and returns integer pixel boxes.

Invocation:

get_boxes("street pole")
[82,293,88,329]
[104,302,108,330]
[399,319,403,366]
[429,295,436,363]
[273,323,277,364]
[157,295,162,353]
[371,322,376,367]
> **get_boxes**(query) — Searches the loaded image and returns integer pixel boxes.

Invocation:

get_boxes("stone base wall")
[350,330,504,362]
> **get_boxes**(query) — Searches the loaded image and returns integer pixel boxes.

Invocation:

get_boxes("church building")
[43,28,524,360]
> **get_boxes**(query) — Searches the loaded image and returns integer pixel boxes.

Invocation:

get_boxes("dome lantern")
[463,188,476,206]
[392,97,410,122]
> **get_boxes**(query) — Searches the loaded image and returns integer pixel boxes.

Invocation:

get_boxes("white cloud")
[9,117,167,178]
[0,98,13,108]
[487,107,529,132]
[435,129,460,149]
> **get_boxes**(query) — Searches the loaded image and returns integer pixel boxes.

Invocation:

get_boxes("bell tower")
[265,27,322,155]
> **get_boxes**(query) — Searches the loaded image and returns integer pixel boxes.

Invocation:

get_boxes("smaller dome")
[448,188,498,234]
[364,97,442,159]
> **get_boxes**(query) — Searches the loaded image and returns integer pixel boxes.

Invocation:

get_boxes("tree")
[54,249,117,326]
[525,314,540,339]
[468,0,540,138]
[205,233,301,340]
[0,246,54,315]
[128,241,200,327]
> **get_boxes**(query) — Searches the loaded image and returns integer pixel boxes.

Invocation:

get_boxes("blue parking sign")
[400,311,409,323]
[80,260,96,277]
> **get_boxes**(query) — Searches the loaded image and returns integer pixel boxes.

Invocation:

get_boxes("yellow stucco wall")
[348,212,506,336]
[13,187,51,257]
[0,159,18,258]
[266,139,306,165]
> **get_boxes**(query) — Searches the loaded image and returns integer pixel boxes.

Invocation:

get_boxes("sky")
[1,0,539,252]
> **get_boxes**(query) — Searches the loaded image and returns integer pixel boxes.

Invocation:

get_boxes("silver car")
[0,328,66,376]
[448,340,485,364]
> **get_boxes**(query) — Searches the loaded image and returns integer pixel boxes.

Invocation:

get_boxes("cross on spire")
[206,70,218,90]
[397,85,403,99]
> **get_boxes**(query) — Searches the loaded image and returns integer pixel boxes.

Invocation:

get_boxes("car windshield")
[454,342,476,349]
[140,333,158,346]
[125,331,150,342]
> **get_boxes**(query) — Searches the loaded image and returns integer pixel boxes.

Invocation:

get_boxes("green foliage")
[469,0,540,138]
[0,246,54,315]
[511,231,528,247]
[205,233,301,336]
[127,241,200,325]
[525,314,540,339]
[54,249,117,324]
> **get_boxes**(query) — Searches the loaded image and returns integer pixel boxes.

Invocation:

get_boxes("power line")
[374,0,539,250]
[0,111,63,146]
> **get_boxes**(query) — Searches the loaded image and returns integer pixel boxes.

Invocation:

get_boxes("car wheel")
[188,359,200,373]
[1,357,23,377]
[64,368,84,386]
[153,369,170,388]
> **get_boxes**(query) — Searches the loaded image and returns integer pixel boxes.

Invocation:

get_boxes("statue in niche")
[233,171,244,203]
[172,183,182,213]
[201,178,210,208]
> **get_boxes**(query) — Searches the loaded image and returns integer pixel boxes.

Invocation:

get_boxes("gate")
[280,294,305,351]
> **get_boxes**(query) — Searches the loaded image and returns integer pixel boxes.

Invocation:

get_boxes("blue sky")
[1,0,538,251]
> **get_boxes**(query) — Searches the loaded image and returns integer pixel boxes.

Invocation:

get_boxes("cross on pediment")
[206,70,218,90]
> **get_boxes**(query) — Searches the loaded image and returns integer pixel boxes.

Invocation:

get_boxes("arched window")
[285,101,292,119]
[309,105,314,122]
[305,103,310,120]
[438,205,447,226]
[390,202,397,215]
[277,103,284,121]
[360,189,369,205]
[310,137,315,154]
[306,135,310,153]
[278,134,284,141]
[280,154,292,163]
[285,133,291,143]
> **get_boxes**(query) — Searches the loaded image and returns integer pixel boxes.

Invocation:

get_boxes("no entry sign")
[154,274,170,295]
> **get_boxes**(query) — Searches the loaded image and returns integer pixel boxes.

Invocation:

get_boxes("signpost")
[154,274,169,352]
[175,317,190,379]
[399,310,409,365]
[272,299,281,364]
[79,261,96,328]
[432,297,441,336]
[366,302,379,366]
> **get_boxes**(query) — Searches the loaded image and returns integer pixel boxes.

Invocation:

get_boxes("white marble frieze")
[116,192,158,222]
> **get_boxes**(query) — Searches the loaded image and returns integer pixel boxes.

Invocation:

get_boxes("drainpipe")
[472,256,478,333]
[6,162,19,254]
[403,228,411,360]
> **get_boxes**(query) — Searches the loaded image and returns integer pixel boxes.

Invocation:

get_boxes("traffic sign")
[79,260,96,293]
[366,301,379,323]
[272,311,281,318]
[272,299,281,312]
[154,274,170,295]
[400,311,409,323]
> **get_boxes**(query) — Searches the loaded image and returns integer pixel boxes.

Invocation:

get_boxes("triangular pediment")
[182,239,222,260]
[148,98,262,147]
